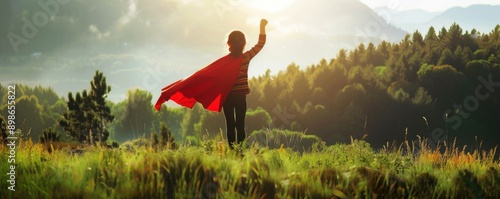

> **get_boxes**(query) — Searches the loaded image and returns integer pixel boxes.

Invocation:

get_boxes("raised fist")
[260,19,268,27]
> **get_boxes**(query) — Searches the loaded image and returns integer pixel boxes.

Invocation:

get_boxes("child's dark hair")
[227,30,246,57]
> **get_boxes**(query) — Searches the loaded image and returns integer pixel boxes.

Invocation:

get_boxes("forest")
[1,23,500,151]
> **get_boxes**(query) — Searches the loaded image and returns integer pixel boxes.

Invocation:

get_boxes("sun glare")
[243,0,294,13]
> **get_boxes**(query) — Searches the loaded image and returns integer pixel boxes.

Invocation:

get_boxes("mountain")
[0,0,406,103]
[373,7,441,26]
[423,5,500,33]
[270,0,407,66]
[374,5,500,34]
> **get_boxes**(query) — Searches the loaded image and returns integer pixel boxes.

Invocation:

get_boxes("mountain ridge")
[373,4,500,33]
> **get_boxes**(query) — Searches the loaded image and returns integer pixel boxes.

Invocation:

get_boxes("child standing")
[155,19,268,150]
[224,19,267,149]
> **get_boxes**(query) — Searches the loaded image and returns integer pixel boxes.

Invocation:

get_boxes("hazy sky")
[358,0,500,11]
[246,0,500,12]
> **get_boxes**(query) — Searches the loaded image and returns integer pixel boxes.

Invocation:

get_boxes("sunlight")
[243,0,294,12]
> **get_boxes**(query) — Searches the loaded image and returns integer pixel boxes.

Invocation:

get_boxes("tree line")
[246,23,500,149]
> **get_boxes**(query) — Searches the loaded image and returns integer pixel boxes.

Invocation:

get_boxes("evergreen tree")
[446,23,463,51]
[89,70,114,142]
[424,26,438,43]
[59,70,114,143]
[438,27,448,41]
[412,30,424,46]
[377,41,391,60]
[336,49,348,65]
[423,26,441,64]
[438,48,454,66]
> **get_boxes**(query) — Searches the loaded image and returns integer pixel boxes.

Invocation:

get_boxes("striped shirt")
[230,34,266,94]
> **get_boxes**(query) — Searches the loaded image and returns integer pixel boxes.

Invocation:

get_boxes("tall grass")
[0,135,498,198]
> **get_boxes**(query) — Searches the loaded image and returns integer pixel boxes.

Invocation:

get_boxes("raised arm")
[260,19,268,35]
[245,19,268,59]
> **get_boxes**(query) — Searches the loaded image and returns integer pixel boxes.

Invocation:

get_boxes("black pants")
[223,94,246,149]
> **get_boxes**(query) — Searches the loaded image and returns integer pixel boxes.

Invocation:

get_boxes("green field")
[1,136,499,199]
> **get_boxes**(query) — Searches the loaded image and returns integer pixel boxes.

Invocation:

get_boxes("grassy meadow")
[1,134,499,199]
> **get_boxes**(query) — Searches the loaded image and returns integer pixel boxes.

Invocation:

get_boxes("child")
[224,19,267,149]
[155,19,268,149]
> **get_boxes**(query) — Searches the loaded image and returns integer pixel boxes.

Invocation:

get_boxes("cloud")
[119,0,138,25]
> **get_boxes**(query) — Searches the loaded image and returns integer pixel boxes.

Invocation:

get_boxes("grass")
[1,134,499,199]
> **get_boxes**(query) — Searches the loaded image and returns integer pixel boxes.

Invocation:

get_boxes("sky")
[358,0,500,12]
[242,0,295,12]
[245,0,500,12]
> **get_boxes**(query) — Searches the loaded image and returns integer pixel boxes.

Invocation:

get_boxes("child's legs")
[223,94,247,148]
[223,96,236,148]
[233,95,247,145]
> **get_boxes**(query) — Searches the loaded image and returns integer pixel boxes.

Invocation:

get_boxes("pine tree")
[412,30,424,46]
[60,92,86,142]
[89,70,114,142]
[446,23,463,51]
[438,48,454,66]
[59,70,114,143]
[336,48,348,65]
[423,26,441,64]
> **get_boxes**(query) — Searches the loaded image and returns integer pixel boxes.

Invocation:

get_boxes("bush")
[39,128,60,143]
[247,129,321,151]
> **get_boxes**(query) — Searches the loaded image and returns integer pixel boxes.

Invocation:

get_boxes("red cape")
[154,55,243,112]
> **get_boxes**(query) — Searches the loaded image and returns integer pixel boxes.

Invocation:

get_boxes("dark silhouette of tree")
[90,71,114,142]
[0,115,7,143]
[438,48,454,66]
[151,131,159,147]
[59,70,113,143]
[14,95,44,141]
[159,122,175,149]
[412,30,424,46]
[39,128,60,143]
[438,27,448,41]
[113,89,154,142]
[423,26,441,64]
